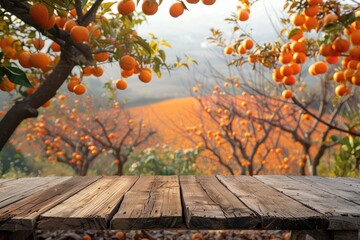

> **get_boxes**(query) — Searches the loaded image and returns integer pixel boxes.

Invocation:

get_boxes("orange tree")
[0,0,212,150]
[201,0,360,175]
[187,69,306,175]
[26,95,155,176]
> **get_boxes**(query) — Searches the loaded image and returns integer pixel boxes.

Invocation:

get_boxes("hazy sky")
[93,1,284,103]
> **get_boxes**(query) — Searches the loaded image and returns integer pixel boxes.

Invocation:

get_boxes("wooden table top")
[0,175,359,231]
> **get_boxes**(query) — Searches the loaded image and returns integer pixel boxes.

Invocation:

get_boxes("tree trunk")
[0,57,75,150]
[248,164,253,176]
[117,162,123,176]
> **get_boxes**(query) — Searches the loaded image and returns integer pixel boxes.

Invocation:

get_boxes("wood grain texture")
[38,176,138,230]
[111,176,183,230]
[0,176,100,231]
[256,175,360,230]
[328,177,360,189]
[0,177,69,209]
[218,175,328,230]
[291,176,360,205]
[180,176,258,230]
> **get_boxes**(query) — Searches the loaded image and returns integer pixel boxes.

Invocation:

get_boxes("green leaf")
[288,28,302,40]
[0,52,3,61]
[134,36,152,54]
[3,66,32,88]
[330,135,339,143]
[158,49,166,62]
[101,1,116,12]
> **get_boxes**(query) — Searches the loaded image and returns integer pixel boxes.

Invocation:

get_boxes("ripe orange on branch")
[29,52,51,70]
[120,55,136,70]
[116,79,128,90]
[139,68,152,83]
[118,0,136,15]
[170,2,185,18]
[201,0,216,5]
[70,26,89,43]
[29,3,50,29]
[142,0,159,15]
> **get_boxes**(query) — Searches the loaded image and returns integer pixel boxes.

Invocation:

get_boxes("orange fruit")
[342,56,353,68]
[304,16,318,30]
[291,14,306,26]
[44,15,56,30]
[237,44,246,54]
[243,38,254,50]
[344,68,355,81]
[332,37,350,53]
[116,79,127,90]
[350,46,360,60]
[121,69,134,78]
[293,52,307,64]
[120,55,136,70]
[83,66,93,76]
[50,41,61,52]
[18,51,32,68]
[0,77,15,92]
[272,68,284,82]
[279,52,293,64]
[325,55,339,64]
[307,0,322,5]
[313,61,328,74]
[169,2,185,18]
[290,41,306,53]
[351,70,360,85]
[202,0,216,5]
[63,20,77,31]
[319,43,332,57]
[73,84,86,95]
[304,5,319,17]
[29,3,49,28]
[280,65,293,76]
[187,0,200,3]
[67,81,77,92]
[323,14,338,25]
[237,9,249,21]
[333,71,346,83]
[94,52,109,62]
[139,68,152,83]
[142,0,159,15]
[282,89,293,99]
[55,16,68,28]
[335,85,349,96]
[282,75,296,85]
[350,30,360,46]
[30,52,51,70]
[224,46,233,55]
[92,66,104,77]
[32,39,45,50]
[70,26,89,43]
[290,62,301,75]
[290,30,304,41]
[347,60,359,69]
[117,0,136,15]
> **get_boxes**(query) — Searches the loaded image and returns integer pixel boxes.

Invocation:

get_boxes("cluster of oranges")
[116,54,153,90]
[117,0,215,19]
[281,0,360,98]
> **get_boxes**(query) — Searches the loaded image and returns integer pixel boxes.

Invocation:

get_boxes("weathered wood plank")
[328,177,360,189]
[0,177,70,209]
[291,176,360,205]
[38,176,138,230]
[256,175,360,230]
[111,176,183,230]
[0,179,12,185]
[0,176,100,231]
[180,176,259,230]
[218,175,328,230]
